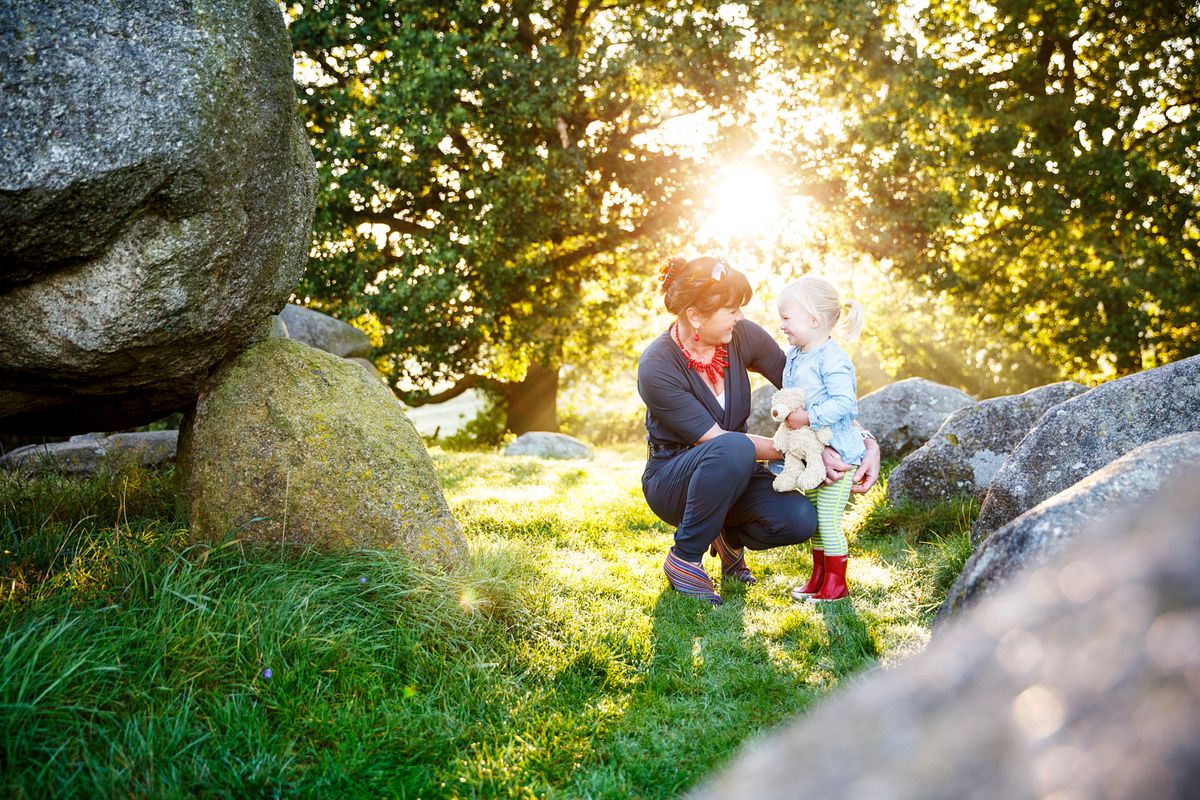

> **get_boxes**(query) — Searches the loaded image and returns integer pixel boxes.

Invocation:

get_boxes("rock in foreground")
[177,339,468,568]
[938,432,1200,626]
[857,378,975,460]
[0,0,316,433]
[972,354,1200,545]
[693,476,1200,800]
[887,382,1087,505]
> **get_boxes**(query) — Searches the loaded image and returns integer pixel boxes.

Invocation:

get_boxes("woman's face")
[692,305,745,346]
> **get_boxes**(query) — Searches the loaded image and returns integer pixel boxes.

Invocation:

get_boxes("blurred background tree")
[286,0,758,433]
[757,0,1200,382]
[285,1,1199,440]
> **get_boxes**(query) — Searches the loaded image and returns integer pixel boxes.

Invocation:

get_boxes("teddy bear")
[769,387,833,493]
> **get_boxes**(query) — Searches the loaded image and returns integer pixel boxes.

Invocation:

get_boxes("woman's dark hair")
[659,255,753,316]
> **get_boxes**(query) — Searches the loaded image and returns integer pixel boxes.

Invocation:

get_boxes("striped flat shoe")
[663,549,723,606]
[709,532,756,585]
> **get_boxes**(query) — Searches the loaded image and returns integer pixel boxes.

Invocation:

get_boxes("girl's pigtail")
[835,300,865,342]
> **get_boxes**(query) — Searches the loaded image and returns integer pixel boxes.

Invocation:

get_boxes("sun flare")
[709,168,779,239]
[697,164,818,250]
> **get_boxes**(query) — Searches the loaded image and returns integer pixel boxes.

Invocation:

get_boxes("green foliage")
[845,465,977,617]
[0,464,184,603]
[4,450,972,796]
[558,368,646,446]
[761,0,1200,381]
[559,402,645,447]
[844,260,1063,398]
[852,490,979,546]
[285,1,758,407]
[430,391,511,451]
[136,411,184,432]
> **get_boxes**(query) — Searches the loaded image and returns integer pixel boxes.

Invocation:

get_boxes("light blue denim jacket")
[782,337,865,465]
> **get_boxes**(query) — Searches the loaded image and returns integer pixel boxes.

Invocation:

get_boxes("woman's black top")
[637,320,785,451]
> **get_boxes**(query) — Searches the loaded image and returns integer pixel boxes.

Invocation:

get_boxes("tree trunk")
[504,361,559,434]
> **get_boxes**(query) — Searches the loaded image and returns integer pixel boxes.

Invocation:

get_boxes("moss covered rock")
[972,354,1200,545]
[177,339,467,568]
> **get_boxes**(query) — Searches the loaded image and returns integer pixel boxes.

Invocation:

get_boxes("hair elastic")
[659,256,687,291]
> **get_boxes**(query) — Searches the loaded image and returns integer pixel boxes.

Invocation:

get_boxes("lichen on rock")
[0,0,317,433]
[177,338,468,568]
[972,355,1200,545]
[886,381,1088,505]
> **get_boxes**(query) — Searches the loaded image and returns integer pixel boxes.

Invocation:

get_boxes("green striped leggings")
[803,472,856,557]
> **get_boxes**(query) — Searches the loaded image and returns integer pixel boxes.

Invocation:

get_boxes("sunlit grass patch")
[0,464,187,604]
[1,446,976,798]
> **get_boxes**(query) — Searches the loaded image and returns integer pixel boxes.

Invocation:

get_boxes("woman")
[638,255,880,605]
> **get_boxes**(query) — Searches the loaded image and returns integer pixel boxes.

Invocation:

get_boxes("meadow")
[0,446,973,799]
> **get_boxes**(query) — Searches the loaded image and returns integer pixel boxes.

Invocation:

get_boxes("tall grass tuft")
[3,450,977,797]
[1,464,184,604]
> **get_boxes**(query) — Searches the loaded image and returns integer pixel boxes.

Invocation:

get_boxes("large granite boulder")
[177,339,468,569]
[746,384,776,437]
[279,304,373,359]
[972,354,1200,545]
[0,430,178,475]
[887,382,1088,505]
[938,432,1200,626]
[504,432,594,460]
[0,0,317,434]
[857,378,975,460]
[693,477,1200,800]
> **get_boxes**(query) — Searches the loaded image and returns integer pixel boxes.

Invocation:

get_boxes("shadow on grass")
[614,581,827,796]
[814,599,880,666]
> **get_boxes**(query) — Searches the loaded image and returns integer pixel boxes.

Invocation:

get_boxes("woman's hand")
[820,446,850,484]
[784,407,810,429]
[851,438,881,494]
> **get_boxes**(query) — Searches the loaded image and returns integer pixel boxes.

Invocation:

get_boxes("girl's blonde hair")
[778,275,865,342]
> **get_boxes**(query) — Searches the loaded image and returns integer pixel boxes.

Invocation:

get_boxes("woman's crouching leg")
[723,471,818,551]
[643,433,757,561]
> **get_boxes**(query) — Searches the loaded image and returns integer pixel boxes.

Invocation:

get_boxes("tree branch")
[513,0,536,54]
[547,199,681,272]
[562,0,583,58]
[349,210,436,238]
[401,374,505,407]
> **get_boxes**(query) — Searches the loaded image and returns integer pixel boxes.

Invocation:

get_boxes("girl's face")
[691,305,744,347]
[778,296,821,348]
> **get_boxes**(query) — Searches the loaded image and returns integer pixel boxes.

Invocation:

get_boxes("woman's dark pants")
[642,433,818,562]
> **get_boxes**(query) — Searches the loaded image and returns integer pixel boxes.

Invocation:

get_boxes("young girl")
[775,275,868,602]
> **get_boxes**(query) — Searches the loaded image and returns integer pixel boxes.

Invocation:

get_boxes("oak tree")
[287,1,756,432]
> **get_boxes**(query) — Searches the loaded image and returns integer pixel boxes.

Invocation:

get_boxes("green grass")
[0,447,974,798]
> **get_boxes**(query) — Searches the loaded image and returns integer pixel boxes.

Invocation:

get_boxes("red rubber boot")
[790,548,825,601]
[808,555,849,602]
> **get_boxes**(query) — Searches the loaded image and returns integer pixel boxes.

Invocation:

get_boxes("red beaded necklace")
[672,324,729,385]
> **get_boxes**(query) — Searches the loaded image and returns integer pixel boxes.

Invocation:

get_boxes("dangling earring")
[692,330,700,342]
